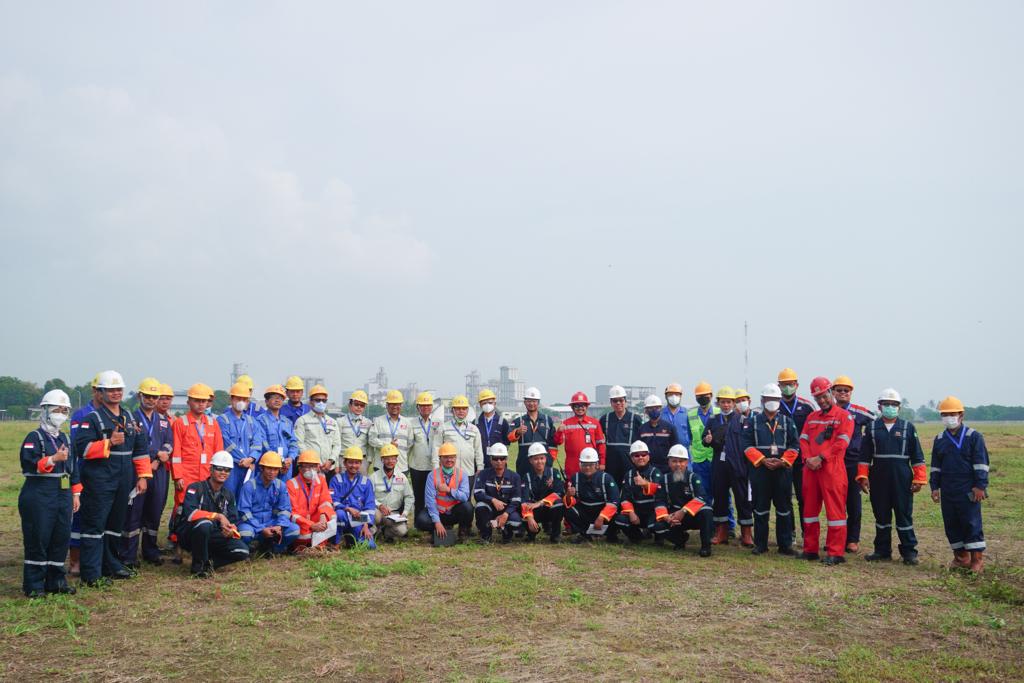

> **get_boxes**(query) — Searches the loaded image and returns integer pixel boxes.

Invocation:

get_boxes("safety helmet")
[524,387,542,401]
[350,390,369,404]
[379,443,400,459]
[527,443,548,458]
[237,375,254,390]
[210,451,233,469]
[487,443,509,458]
[608,385,627,400]
[385,389,404,404]
[263,384,286,399]
[694,381,713,396]
[629,440,650,455]
[415,392,435,406]
[342,446,364,462]
[229,382,252,399]
[570,391,590,405]
[259,451,284,468]
[95,370,126,389]
[667,444,689,460]
[308,384,328,399]
[137,377,161,396]
[187,383,213,400]
[643,394,663,408]
[451,395,470,409]
[159,383,174,397]
[735,388,751,400]
[438,443,458,458]
[716,386,736,400]
[761,383,783,399]
[40,389,71,408]
[478,389,497,403]
[809,377,832,396]
[777,368,799,383]
[296,451,321,466]
[664,383,683,395]
[832,375,854,390]
[90,373,101,389]
[877,388,902,404]
[579,447,599,464]
[284,376,305,391]
[937,396,965,413]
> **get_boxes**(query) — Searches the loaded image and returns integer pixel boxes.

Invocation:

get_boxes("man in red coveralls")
[554,392,606,478]
[798,377,855,565]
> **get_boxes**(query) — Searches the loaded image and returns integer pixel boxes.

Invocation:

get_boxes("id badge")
[770,444,778,456]
[60,475,70,490]
[201,454,208,464]
[584,432,591,444]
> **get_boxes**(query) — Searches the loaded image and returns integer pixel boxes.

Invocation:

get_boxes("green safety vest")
[687,406,721,464]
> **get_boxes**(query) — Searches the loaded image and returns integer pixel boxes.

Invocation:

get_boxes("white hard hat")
[524,387,542,401]
[40,389,71,408]
[668,444,690,460]
[608,385,627,400]
[487,443,509,458]
[579,447,599,464]
[877,388,902,404]
[643,394,663,408]
[527,442,548,458]
[95,370,126,389]
[629,440,650,455]
[210,451,233,469]
[761,383,783,399]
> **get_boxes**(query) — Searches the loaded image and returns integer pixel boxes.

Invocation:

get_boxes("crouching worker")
[564,447,619,544]
[330,446,377,549]
[474,444,523,543]
[371,444,414,542]
[659,445,713,556]
[414,443,472,543]
[287,450,336,552]
[237,451,299,556]
[615,440,668,544]
[521,443,565,543]
[177,451,248,578]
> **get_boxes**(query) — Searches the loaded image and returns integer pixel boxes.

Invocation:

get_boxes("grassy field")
[0,420,1021,682]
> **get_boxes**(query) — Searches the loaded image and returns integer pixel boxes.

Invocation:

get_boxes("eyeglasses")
[491,457,508,461]
[832,387,851,393]
[610,398,626,404]
[631,452,650,458]
[211,466,231,473]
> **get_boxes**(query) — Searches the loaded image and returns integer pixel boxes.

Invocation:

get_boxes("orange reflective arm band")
[542,493,559,506]
[508,430,520,442]
[563,495,576,508]
[133,457,153,478]
[655,505,669,521]
[37,456,55,474]
[599,503,617,521]
[642,482,659,497]
[744,447,765,467]
[188,510,217,522]
[83,439,110,460]
[781,449,798,466]
[856,463,870,481]
[71,483,83,495]
[521,504,534,519]
[683,499,704,516]
[620,501,635,515]
[912,464,927,485]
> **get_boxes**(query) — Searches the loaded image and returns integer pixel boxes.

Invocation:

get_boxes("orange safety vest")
[433,467,464,514]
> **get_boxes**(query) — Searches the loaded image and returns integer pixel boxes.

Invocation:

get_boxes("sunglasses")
[832,387,851,393]
[610,398,626,404]
[211,466,231,473]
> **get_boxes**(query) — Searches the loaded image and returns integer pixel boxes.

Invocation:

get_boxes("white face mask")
[763,400,780,413]
[942,415,961,429]
[666,395,681,407]
[312,401,327,414]
[302,468,315,481]
[481,403,495,414]
[736,400,749,413]
[48,412,68,428]
[233,401,248,413]
[721,408,734,416]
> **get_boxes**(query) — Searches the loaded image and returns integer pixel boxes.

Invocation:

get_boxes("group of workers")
[17,368,990,596]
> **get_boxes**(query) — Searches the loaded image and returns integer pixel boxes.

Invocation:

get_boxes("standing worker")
[409,392,440,517]
[599,385,644,484]
[831,375,874,553]
[661,383,693,448]
[256,385,300,479]
[67,374,102,577]
[553,392,606,478]
[281,376,309,425]
[777,368,815,533]
[687,381,719,526]
[339,390,373,468]
[294,385,342,478]
[369,390,414,473]
[217,382,264,497]
[476,390,510,469]
[638,395,679,475]
[509,387,558,475]
[170,383,224,553]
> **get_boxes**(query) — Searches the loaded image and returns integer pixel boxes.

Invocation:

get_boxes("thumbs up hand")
[110,424,125,446]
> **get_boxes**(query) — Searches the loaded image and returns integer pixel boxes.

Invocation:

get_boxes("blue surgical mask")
[881,405,900,419]
[312,401,327,413]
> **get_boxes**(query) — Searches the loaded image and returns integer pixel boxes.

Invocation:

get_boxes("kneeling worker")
[473,444,523,543]
[330,446,377,549]
[286,450,336,551]
[371,444,414,542]
[237,451,300,555]
[615,440,669,544]
[660,445,713,556]
[177,451,249,578]
[521,442,565,543]
[414,443,473,543]
[563,447,619,544]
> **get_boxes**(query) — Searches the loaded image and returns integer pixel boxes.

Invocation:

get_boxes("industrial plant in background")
[466,366,525,412]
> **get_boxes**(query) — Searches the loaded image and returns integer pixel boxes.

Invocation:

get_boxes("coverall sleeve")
[236,483,257,528]
[425,473,440,524]
[329,422,342,463]
[690,471,709,503]
[452,472,471,503]
[74,412,108,465]
[929,436,942,492]
[226,491,241,526]
[180,485,203,524]
[247,417,265,460]
[971,432,990,490]
[908,424,927,485]
[474,432,484,473]
[360,479,376,516]
[293,418,310,452]
[130,418,152,478]
[285,425,299,458]
[367,420,389,449]
[212,421,224,453]
[171,419,186,481]
[474,475,492,503]
[551,471,565,496]
[828,413,855,462]
[273,484,293,526]
[20,432,49,473]
[676,418,692,448]
[653,470,668,506]
[401,481,415,518]
[499,419,511,447]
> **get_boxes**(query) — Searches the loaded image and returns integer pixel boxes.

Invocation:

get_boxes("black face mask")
[696,396,711,407]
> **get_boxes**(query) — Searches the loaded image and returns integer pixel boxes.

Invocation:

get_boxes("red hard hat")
[570,391,590,405]
[809,376,832,396]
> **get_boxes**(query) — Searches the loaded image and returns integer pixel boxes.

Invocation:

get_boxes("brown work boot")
[969,551,985,573]
[949,550,971,569]
[846,542,859,553]
[740,525,754,548]
[711,523,729,545]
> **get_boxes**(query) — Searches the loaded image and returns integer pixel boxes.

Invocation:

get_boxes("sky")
[1,2,1022,407]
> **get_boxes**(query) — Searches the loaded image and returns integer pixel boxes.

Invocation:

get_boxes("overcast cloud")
[1,2,1021,406]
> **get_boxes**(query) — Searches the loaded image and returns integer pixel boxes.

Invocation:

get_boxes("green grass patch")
[0,594,90,638]
[309,555,426,594]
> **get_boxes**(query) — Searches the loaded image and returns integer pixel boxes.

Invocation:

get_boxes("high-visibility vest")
[687,406,720,464]
[433,467,464,514]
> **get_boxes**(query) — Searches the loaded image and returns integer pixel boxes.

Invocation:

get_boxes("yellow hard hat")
[451,395,470,409]
[716,385,737,400]
[263,384,286,398]
[379,443,400,458]
[158,383,174,397]
[385,389,404,404]
[832,375,854,390]
[284,376,305,391]
[415,392,435,406]
[478,389,497,403]
[309,384,328,399]
[438,443,457,458]
[937,396,965,413]
[237,375,254,389]
[296,450,320,466]
[259,451,283,468]
[343,445,364,462]
[137,377,161,396]
[694,381,713,396]
[187,383,213,400]
[90,373,101,388]
[777,368,799,383]
[735,387,751,400]
[229,382,252,398]
[350,390,369,404]
[665,383,683,395]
